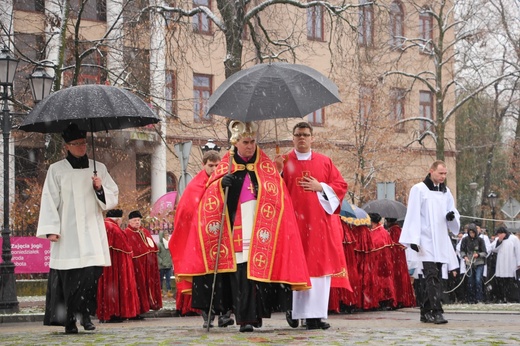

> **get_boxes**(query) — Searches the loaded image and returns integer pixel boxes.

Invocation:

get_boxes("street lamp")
[487,191,498,234]
[0,47,54,313]
[28,66,54,103]
[200,139,221,153]
[469,182,478,217]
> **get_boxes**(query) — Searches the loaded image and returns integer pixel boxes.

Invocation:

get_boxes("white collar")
[294,149,312,160]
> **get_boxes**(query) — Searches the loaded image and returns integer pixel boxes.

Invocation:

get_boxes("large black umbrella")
[206,62,341,121]
[19,84,160,172]
[361,199,407,220]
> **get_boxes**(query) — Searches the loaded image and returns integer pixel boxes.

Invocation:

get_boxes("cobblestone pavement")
[2,308,520,345]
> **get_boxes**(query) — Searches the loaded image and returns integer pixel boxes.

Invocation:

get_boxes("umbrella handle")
[276,144,280,154]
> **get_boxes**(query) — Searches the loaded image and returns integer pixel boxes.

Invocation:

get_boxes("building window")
[165,70,177,116]
[389,1,404,49]
[308,108,324,126]
[358,0,374,47]
[193,0,212,34]
[390,88,406,131]
[70,0,107,21]
[419,90,433,131]
[14,0,45,12]
[307,5,324,41]
[193,73,212,122]
[136,154,151,189]
[167,172,177,192]
[359,86,373,123]
[419,7,433,53]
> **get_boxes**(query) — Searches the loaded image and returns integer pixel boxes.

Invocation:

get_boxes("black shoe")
[239,324,254,332]
[252,319,262,328]
[65,323,78,334]
[202,311,215,328]
[129,315,145,320]
[433,312,448,324]
[318,320,330,330]
[81,315,96,331]
[107,316,124,323]
[306,318,320,330]
[420,311,435,323]
[286,311,299,328]
[218,315,234,327]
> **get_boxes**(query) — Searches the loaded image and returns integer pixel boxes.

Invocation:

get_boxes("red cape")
[97,218,140,320]
[124,225,163,312]
[175,147,311,291]
[169,169,207,315]
[368,225,397,307]
[388,224,416,307]
[282,150,350,288]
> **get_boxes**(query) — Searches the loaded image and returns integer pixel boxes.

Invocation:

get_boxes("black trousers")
[192,263,291,325]
[44,266,103,326]
[420,262,444,313]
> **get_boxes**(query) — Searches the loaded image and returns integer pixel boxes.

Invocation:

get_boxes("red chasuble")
[282,150,350,288]
[176,147,311,291]
[97,218,140,321]
[124,225,163,312]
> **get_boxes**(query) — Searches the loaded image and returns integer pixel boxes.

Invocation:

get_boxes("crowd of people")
[447,221,520,306]
[36,122,520,335]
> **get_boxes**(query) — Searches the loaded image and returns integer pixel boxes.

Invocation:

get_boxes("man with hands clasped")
[399,160,460,324]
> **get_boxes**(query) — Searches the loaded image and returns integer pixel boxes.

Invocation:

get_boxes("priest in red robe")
[368,213,397,309]
[97,209,140,322]
[275,121,349,330]
[386,219,416,308]
[177,120,311,333]
[124,210,162,317]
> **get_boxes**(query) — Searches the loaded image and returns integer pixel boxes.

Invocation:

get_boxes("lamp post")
[0,47,54,313]
[469,182,478,217]
[487,191,498,235]
[200,139,221,153]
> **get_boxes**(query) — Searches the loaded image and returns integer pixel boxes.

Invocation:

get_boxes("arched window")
[167,172,177,192]
[389,1,405,48]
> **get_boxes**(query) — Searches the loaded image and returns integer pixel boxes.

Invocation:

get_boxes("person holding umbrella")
[275,121,349,330]
[36,123,119,334]
[179,120,311,333]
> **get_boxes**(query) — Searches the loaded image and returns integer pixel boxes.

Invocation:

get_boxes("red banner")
[0,237,50,274]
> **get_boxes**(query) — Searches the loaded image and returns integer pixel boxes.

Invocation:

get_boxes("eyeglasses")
[67,141,87,147]
[293,133,312,138]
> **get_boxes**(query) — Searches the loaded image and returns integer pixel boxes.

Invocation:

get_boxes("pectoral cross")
[247,182,255,194]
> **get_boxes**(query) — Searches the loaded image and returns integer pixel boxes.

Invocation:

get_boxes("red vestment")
[176,148,311,290]
[282,150,350,288]
[388,224,416,307]
[97,218,140,321]
[124,225,163,313]
[368,224,397,308]
[329,221,360,312]
[169,169,208,315]
[351,224,378,310]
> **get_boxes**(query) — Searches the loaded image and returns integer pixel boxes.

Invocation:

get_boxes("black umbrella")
[207,62,341,121]
[361,199,408,221]
[19,84,160,172]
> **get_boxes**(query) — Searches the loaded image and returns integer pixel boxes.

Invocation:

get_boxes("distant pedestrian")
[459,223,487,303]
[157,230,174,298]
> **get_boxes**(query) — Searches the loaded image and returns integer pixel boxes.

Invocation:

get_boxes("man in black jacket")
[460,223,488,303]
